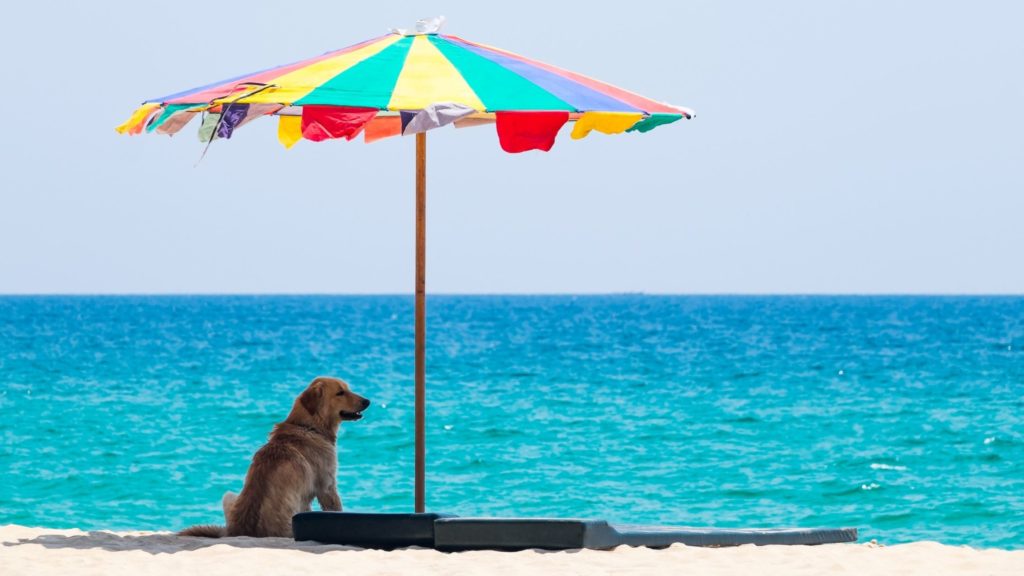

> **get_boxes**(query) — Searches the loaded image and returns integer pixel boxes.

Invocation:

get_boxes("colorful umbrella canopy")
[117,20,693,514]
[117,25,693,152]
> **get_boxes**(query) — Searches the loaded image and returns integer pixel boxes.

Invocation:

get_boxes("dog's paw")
[222,491,238,516]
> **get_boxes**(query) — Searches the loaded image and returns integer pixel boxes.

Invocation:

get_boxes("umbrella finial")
[390,15,446,36]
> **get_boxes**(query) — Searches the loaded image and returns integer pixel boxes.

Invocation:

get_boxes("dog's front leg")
[317,484,342,512]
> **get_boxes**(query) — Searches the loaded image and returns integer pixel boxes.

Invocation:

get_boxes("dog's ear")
[299,380,324,416]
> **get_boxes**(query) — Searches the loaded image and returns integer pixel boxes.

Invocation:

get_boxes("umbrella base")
[292,512,857,550]
[292,512,453,549]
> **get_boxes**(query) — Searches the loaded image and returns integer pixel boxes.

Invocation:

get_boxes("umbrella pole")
[414,132,427,513]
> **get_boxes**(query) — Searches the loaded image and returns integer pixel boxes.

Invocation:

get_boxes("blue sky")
[1,1,1021,294]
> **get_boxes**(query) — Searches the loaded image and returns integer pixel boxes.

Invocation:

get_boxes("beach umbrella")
[117,17,694,513]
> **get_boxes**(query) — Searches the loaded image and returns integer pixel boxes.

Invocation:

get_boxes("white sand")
[2,525,1021,576]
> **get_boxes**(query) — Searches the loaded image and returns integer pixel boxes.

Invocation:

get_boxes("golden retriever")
[179,376,370,537]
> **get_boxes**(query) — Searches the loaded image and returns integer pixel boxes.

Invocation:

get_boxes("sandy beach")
[1,525,1020,576]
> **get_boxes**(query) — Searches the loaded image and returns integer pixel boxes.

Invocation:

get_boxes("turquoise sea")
[0,296,1021,548]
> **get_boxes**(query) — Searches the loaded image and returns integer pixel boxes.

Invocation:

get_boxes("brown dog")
[180,376,369,538]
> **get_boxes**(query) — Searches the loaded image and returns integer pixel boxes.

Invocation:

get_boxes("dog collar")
[290,422,334,441]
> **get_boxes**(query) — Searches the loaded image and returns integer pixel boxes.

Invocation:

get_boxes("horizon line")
[1,292,1023,298]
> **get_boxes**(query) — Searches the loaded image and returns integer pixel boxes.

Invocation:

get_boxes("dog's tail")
[179,491,238,538]
[178,524,226,538]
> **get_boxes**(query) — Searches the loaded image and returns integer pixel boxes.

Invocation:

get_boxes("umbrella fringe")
[195,83,278,167]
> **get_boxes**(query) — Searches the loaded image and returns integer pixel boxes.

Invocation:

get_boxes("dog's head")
[291,376,370,432]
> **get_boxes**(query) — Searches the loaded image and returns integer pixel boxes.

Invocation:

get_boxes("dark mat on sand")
[292,512,857,550]
[434,518,858,551]
[292,512,454,549]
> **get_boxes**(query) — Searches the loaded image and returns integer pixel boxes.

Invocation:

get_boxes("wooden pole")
[414,131,426,513]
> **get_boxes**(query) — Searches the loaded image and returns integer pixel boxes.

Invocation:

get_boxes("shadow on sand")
[2,531,380,555]
[3,530,591,555]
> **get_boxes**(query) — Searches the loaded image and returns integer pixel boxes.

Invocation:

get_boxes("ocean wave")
[870,463,908,471]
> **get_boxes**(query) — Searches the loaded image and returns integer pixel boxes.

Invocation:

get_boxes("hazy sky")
[1,1,1021,294]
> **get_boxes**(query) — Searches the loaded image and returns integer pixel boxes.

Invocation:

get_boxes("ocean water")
[0,296,1021,548]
